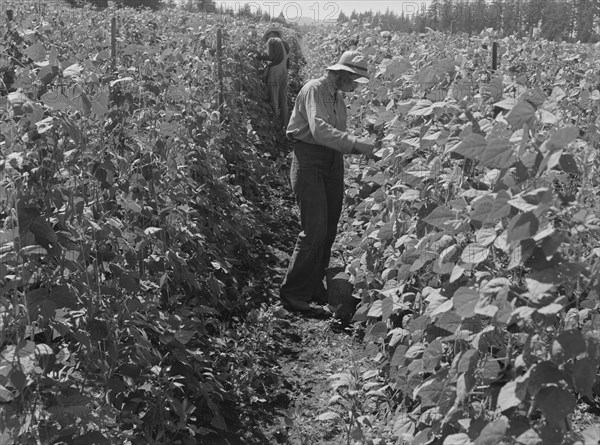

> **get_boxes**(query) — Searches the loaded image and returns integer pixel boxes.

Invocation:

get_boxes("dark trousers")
[280,141,344,310]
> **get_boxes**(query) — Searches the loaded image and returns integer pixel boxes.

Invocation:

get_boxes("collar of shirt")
[323,76,337,103]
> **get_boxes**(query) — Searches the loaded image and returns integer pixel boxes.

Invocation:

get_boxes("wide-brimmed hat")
[263,26,283,41]
[326,51,369,82]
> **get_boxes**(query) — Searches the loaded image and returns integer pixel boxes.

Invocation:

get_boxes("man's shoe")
[313,293,328,306]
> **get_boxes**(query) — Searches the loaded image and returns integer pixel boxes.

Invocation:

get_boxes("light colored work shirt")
[286,75,357,154]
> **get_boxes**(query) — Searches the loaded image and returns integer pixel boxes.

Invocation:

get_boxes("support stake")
[217,27,224,122]
[111,14,117,71]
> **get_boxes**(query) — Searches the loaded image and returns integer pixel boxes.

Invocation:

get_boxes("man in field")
[259,26,290,130]
[280,51,377,318]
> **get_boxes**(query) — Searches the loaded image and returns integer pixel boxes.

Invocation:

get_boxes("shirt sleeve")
[305,87,357,154]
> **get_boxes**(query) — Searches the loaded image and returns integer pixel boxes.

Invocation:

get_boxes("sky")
[216,1,432,22]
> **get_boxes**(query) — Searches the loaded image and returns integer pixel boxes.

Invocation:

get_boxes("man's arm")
[304,86,377,159]
[257,38,276,62]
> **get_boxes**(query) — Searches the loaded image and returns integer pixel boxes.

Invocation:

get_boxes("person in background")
[258,26,290,130]
[280,50,378,318]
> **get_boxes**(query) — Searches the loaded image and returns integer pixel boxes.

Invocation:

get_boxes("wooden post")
[216,27,224,122]
[492,41,498,71]
[111,14,117,71]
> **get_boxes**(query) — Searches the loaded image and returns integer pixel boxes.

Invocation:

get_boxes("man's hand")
[354,140,381,161]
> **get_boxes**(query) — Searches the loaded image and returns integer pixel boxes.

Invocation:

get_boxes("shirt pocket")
[326,104,337,126]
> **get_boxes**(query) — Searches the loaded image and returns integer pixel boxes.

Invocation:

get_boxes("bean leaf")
[506,101,535,128]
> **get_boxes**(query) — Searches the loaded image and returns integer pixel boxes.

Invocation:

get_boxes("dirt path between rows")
[277,316,367,445]
[214,294,373,445]
[255,311,370,445]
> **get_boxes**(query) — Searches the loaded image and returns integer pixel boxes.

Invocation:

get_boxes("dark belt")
[293,139,341,162]
[293,139,325,150]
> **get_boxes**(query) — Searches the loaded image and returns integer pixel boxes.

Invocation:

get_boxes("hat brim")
[326,63,369,81]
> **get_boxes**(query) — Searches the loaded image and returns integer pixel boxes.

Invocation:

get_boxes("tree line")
[338,0,600,43]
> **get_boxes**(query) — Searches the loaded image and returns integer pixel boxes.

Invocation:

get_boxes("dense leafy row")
[0,4,301,444]
[308,25,600,444]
